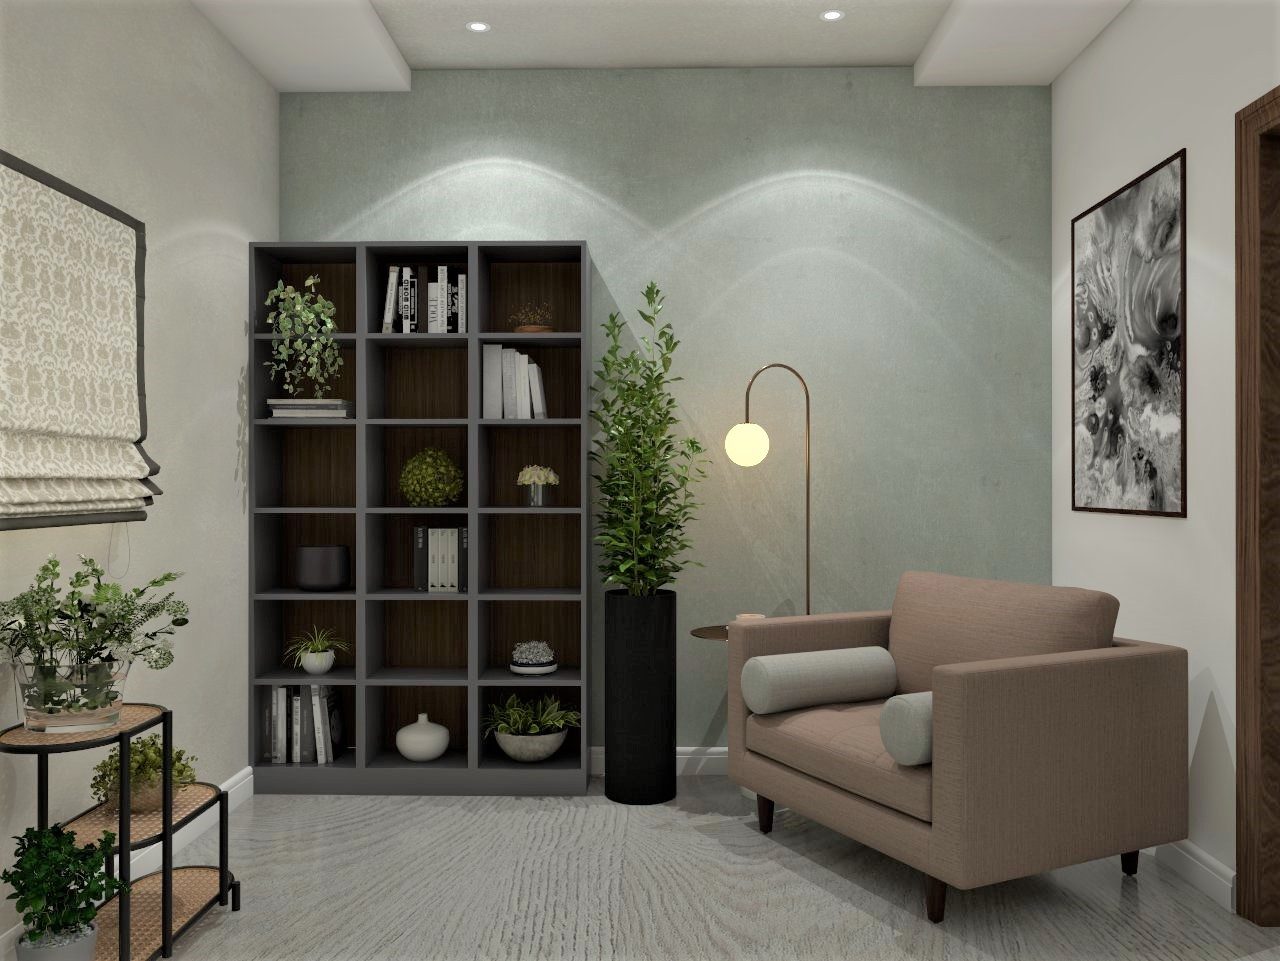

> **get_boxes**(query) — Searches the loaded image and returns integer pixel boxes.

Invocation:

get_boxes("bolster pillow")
[879,691,933,766]
[741,646,896,715]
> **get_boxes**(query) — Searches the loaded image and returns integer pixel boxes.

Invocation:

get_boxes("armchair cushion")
[888,572,1120,693]
[741,646,897,715]
[746,700,933,822]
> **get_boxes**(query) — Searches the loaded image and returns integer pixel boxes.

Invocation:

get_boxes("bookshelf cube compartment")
[479,514,581,592]
[366,513,469,593]
[477,246,582,334]
[367,340,467,420]
[252,599,357,681]
[252,246,358,334]
[478,344,581,421]
[253,512,356,594]
[365,245,469,334]
[366,601,468,681]
[253,425,356,509]
[479,601,581,678]
[252,340,358,420]
[479,686,582,770]
[366,686,469,768]
[480,424,581,508]
[369,425,469,509]
[253,684,357,766]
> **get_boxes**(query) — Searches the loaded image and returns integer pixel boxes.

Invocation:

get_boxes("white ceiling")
[192,0,1132,89]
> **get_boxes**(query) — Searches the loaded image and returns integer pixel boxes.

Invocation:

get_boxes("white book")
[310,684,327,764]
[382,266,399,333]
[437,266,449,330]
[399,267,414,333]
[445,529,458,593]
[528,363,547,420]
[515,353,532,420]
[427,281,441,334]
[501,349,519,419]
[482,345,503,418]
[458,273,467,332]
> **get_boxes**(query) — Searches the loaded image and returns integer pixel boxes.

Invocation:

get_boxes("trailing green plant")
[284,626,350,666]
[1,825,124,945]
[263,274,343,397]
[90,733,197,805]
[399,448,464,507]
[590,282,707,597]
[482,694,580,737]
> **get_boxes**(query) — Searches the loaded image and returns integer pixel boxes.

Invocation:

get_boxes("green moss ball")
[399,448,464,507]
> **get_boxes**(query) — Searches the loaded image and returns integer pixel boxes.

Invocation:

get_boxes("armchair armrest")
[727,612,891,777]
[930,639,1188,889]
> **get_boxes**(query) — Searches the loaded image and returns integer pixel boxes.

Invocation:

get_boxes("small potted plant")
[1,825,124,961]
[483,693,580,763]
[508,302,553,334]
[90,733,198,813]
[284,626,350,675]
[0,557,189,732]
[399,448,464,507]
[262,274,349,419]
[516,465,559,507]
[509,641,557,676]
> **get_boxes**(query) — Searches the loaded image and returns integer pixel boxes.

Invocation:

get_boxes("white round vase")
[396,712,449,762]
[300,651,335,675]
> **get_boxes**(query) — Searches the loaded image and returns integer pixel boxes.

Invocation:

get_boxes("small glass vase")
[527,483,547,507]
[13,657,131,732]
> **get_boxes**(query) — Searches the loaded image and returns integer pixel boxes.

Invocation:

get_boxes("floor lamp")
[724,363,811,616]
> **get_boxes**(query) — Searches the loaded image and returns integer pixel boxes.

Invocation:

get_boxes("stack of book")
[266,684,343,764]
[267,398,353,419]
[481,345,549,419]
[381,265,467,334]
[413,526,468,593]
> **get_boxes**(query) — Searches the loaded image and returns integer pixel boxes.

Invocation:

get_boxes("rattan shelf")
[64,783,220,853]
[94,867,233,961]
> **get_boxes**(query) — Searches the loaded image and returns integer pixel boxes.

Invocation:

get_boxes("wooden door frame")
[1237,83,1280,925]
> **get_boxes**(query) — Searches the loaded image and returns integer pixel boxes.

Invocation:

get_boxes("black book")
[457,527,468,593]
[409,276,418,333]
[413,525,429,590]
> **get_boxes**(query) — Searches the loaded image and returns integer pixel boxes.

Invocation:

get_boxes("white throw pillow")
[879,691,933,766]
[741,646,897,715]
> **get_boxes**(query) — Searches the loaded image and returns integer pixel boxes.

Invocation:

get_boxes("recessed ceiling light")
[466,21,491,33]
[820,9,844,21]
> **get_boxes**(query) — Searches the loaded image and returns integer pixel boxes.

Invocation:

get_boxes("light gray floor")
[175,777,1280,961]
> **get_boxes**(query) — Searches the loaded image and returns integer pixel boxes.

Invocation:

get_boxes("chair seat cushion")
[745,700,933,822]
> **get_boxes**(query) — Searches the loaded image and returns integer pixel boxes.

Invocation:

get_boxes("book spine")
[515,352,532,419]
[399,267,412,333]
[482,345,503,418]
[458,274,467,333]
[291,690,301,764]
[311,684,327,764]
[317,687,333,763]
[446,528,458,593]
[458,527,469,593]
[413,525,429,591]
[273,687,286,763]
[409,277,418,333]
[429,528,440,592]
[427,282,441,334]
[382,266,399,333]
[448,284,458,334]
[501,349,518,419]
[529,363,547,419]
[438,265,449,332]
[300,687,317,763]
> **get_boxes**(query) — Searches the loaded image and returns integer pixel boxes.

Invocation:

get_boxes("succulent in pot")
[508,640,558,676]
[0,557,189,732]
[483,694,580,763]
[90,733,198,814]
[284,626,350,676]
[1,825,125,961]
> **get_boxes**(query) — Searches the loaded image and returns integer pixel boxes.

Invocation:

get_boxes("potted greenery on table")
[90,733,198,813]
[483,694,581,763]
[0,557,189,732]
[1,825,124,960]
[591,283,706,805]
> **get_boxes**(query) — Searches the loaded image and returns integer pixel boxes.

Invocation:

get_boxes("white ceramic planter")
[495,730,567,763]
[16,924,97,961]
[396,713,449,761]
[300,651,336,675]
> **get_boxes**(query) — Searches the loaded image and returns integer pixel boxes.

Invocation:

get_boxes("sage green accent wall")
[280,68,1050,747]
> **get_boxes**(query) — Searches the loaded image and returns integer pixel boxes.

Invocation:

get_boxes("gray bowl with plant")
[508,641,557,676]
[483,694,580,762]
[90,733,197,814]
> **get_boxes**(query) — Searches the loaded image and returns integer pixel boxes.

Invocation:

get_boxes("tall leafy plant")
[263,274,343,397]
[591,283,706,597]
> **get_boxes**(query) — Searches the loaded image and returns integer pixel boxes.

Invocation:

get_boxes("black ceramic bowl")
[296,545,351,592]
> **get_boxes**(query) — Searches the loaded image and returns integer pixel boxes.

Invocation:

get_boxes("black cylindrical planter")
[296,545,350,592]
[605,589,677,805]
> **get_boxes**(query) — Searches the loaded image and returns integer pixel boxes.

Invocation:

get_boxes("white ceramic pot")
[495,729,567,763]
[300,651,335,675]
[396,712,449,762]
[16,924,97,961]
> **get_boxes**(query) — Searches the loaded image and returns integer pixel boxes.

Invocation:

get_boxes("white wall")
[1052,0,1280,884]
[0,0,277,933]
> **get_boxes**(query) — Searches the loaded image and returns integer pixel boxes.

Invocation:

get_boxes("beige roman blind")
[0,152,160,529]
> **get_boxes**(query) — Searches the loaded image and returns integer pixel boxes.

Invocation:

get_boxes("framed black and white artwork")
[1071,149,1186,517]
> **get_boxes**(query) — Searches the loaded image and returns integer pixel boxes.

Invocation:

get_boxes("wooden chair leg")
[756,795,775,835]
[925,875,947,923]
[1121,850,1138,876]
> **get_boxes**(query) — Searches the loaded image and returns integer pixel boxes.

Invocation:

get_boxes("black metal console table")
[0,703,240,960]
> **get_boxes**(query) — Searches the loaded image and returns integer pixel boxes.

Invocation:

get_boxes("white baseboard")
[589,746,728,777]
[1152,839,1235,912]
[1,767,253,960]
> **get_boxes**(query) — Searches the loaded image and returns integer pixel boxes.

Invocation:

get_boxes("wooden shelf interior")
[480,514,581,591]
[481,424,581,507]
[254,684,356,765]
[368,340,467,419]
[253,513,356,592]
[367,685,468,762]
[248,599,357,675]
[479,344,581,420]
[478,249,582,333]
[369,425,468,509]
[366,513,468,591]
[254,426,356,508]
[364,245,468,333]
[478,685,582,768]
[480,600,581,672]
[253,248,358,334]
[368,600,468,673]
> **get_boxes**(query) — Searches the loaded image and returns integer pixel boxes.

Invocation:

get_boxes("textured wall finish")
[0,0,277,931]
[280,68,1051,746]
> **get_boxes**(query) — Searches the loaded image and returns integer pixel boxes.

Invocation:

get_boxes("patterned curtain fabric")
[0,160,159,522]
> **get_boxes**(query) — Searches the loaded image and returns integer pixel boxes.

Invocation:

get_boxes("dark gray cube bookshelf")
[248,242,591,795]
